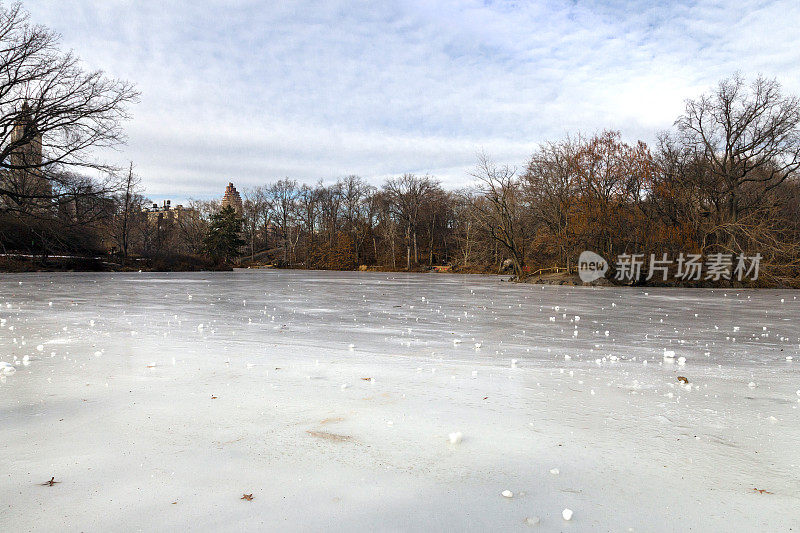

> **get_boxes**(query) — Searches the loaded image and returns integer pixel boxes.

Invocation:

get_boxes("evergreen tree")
[203,205,245,264]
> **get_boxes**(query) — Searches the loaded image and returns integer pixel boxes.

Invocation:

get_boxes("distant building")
[142,199,195,224]
[137,181,242,225]
[1,102,52,211]
[221,182,243,214]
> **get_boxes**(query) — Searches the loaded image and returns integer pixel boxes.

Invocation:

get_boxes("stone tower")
[6,102,51,209]
[221,182,243,214]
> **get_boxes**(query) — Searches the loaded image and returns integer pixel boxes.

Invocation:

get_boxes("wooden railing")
[527,266,572,277]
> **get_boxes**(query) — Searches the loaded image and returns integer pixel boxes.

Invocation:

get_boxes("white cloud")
[24,0,800,202]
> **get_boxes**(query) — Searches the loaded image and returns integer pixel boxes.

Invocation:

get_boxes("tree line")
[200,75,800,284]
[122,71,800,283]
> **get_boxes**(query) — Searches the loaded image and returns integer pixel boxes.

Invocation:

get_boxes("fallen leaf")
[241,493,254,501]
[171,501,178,505]
[211,396,218,399]
[361,377,372,381]
[753,488,773,494]
[677,376,689,384]
[483,396,488,400]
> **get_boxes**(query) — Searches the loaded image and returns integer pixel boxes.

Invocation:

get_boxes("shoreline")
[0,254,232,273]
[2,256,797,289]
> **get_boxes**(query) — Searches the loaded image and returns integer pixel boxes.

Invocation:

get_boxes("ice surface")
[1,270,799,531]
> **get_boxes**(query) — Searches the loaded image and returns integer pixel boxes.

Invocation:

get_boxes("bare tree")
[268,179,299,264]
[318,180,343,250]
[109,162,141,261]
[452,190,477,267]
[341,175,370,265]
[382,174,440,270]
[522,138,581,270]
[242,186,267,262]
[0,3,138,213]
[296,183,319,264]
[676,75,800,233]
[469,153,527,278]
[172,199,216,255]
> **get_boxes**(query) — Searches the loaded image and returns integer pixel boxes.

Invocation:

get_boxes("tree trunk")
[406,224,412,270]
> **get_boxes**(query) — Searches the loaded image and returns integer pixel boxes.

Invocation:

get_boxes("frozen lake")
[1,270,799,531]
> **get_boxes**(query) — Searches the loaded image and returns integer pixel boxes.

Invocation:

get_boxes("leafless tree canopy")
[469,153,526,277]
[0,2,138,210]
[675,74,800,222]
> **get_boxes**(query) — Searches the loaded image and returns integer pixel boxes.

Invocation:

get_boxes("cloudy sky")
[26,0,800,202]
